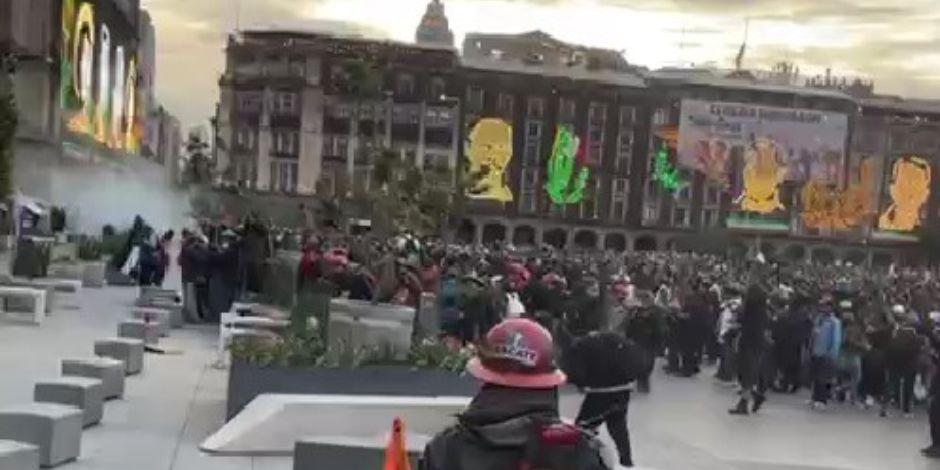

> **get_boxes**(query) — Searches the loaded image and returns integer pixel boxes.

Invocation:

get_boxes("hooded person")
[420,319,611,470]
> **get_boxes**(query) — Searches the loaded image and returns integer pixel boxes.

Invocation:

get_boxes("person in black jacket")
[730,282,769,415]
[921,313,940,459]
[565,331,650,468]
[420,319,610,470]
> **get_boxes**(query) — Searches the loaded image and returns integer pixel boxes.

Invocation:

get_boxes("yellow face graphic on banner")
[801,157,876,230]
[880,157,931,231]
[740,138,786,213]
[467,118,513,202]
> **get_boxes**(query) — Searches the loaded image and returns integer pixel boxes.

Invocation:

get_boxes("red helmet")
[467,318,566,389]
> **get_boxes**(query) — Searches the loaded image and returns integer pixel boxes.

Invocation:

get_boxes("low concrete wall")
[226,362,478,420]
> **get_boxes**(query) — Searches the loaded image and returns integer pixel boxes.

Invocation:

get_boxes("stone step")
[61,358,125,400]
[0,403,83,467]
[34,377,104,428]
[93,338,145,375]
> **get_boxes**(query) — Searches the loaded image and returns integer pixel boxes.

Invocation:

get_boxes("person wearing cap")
[921,312,940,459]
[420,319,610,470]
[809,296,843,410]
[887,304,922,417]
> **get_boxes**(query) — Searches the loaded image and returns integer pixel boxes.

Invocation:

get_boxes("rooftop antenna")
[734,18,749,71]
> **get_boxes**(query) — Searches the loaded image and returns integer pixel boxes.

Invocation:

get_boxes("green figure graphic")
[545,125,590,205]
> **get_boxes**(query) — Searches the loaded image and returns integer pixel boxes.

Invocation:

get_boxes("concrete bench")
[0,403,82,467]
[13,278,81,294]
[61,358,125,400]
[0,286,47,325]
[34,378,104,428]
[130,308,171,337]
[0,439,39,470]
[94,338,144,375]
[217,313,289,366]
[138,300,183,328]
[117,319,160,345]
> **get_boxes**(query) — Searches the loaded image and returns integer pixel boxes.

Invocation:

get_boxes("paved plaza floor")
[2,283,940,470]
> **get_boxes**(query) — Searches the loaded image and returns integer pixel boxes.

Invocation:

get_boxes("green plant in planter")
[77,236,103,261]
[408,339,474,372]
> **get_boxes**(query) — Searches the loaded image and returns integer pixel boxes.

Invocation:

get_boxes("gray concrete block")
[0,403,83,467]
[117,319,160,345]
[81,262,105,288]
[34,377,104,428]
[93,338,145,375]
[0,439,39,470]
[129,309,170,337]
[61,358,125,400]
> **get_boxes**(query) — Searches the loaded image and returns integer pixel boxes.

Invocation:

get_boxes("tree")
[184,133,211,185]
[0,89,17,198]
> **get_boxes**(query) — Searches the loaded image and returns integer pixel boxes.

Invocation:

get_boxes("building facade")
[456,31,652,252]
[216,31,460,197]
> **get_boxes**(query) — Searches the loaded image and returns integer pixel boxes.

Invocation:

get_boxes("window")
[237,92,262,112]
[587,102,607,165]
[702,209,719,228]
[519,168,538,214]
[396,73,415,96]
[673,207,690,227]
[270,160,298,193]
[559,98,576,124]
[643,179,660,226]
[616,129,633,173]
[527,97,545,119]
[273,130,298,155]
[467,86,484,112]
[498,93,515,117]
[429,77,446,100]
[652,107,669,126]
[275,92,297,115]
[580,178,601,219]
[319,170,335,197]
[705,184,722,206]
[235,127,255,150]
[288,56,305,77]
[523,120,542,166]
[610,178,628,222]
[676,170,692,202]
[619,106,636,126]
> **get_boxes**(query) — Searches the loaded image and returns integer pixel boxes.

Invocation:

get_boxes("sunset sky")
[141,0,940,130]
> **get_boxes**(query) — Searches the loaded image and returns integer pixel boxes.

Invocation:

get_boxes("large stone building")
[215,30,460,197]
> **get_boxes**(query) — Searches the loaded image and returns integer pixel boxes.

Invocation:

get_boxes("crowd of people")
[123,217,940,467]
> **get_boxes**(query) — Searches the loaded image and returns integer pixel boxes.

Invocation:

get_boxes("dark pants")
[738,347,763,399]
[577,392,632,466]
[811,356,835,404]
[777,346,802,391]
[931,396,940,447]
[195,281,210,321]
[890,367,917,414]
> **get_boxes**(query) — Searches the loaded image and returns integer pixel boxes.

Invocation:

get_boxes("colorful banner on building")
[678,99,849,184]
[545,124,589,205]
[466,118,513,202]
[878,156,931,232]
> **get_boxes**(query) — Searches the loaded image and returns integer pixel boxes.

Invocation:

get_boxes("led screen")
[60,0,139,153]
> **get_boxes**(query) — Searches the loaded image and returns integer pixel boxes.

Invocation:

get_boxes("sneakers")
[729,399,750,416]
[865,396,876,407]
[811,401,827,411]
[752,393,766,413]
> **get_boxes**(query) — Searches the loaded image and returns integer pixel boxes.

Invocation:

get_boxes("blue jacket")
[812,313,843,360]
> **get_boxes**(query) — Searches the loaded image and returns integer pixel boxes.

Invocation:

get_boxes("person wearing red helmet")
[420,319,610,470]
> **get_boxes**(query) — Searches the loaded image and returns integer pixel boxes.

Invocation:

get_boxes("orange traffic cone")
[383,417,411,470]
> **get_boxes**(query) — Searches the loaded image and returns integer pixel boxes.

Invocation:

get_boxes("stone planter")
[226,361,479,420]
